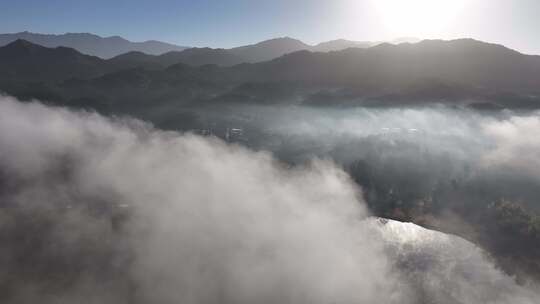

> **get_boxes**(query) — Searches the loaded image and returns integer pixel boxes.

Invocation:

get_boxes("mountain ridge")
[0,31,190,58]
[0,39,109,81]
[1,38,539,110]
[0,31,423,62]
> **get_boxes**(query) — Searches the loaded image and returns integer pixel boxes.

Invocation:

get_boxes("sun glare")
[371,0,467,38]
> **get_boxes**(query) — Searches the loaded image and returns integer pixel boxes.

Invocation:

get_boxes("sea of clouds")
[0,96,538,303]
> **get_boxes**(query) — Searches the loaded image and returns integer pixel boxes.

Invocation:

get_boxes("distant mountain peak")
[412,38,522,55]
[313,39,375,52]
[7,38,37,47]
[3,39,47,52]
[390,37,421,44]
[245,37,310,49]
[229,37,311,63]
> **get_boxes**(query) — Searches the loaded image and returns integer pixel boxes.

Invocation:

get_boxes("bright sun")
[371,0,467,37]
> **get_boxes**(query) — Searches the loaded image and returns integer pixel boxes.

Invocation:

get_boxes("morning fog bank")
[0,96,538,304]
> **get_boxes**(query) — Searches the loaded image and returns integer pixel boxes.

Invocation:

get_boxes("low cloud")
[0,96,538,304]
[0,96,402,303]
[482,114,540,180]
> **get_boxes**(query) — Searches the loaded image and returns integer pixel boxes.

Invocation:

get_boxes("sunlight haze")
[1,0,540,54]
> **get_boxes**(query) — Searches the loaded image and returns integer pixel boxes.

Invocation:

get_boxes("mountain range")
[106,37,386,68]
[0,31,418,62]
[0,31,190,59]
[1,37,539,114]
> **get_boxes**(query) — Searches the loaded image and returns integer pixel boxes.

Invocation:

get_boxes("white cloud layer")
[0,96,538,304]
[483,114,540,180]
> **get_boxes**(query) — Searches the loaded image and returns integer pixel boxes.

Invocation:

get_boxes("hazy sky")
[1,0,539,54]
